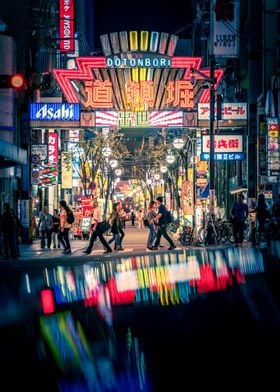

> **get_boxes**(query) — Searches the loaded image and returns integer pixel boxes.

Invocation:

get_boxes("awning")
[0,140,27,167]
[229,187,248,195]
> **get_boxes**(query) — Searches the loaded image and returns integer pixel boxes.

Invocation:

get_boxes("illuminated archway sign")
[53,31,224,128]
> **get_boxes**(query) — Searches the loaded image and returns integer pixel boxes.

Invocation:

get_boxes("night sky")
[94,0,193,45]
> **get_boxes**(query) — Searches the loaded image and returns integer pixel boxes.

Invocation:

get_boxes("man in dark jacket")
[152,196,176,251]
[230,194,249,245]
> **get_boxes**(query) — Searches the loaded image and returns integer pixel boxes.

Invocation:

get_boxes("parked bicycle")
[179,219,195,246]
[197,214,223,246]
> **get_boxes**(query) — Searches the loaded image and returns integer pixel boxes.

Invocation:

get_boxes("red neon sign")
[53,56,224,106]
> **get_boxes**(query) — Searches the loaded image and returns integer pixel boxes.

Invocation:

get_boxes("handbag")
[99,221,111,234]
[143,218,149,227]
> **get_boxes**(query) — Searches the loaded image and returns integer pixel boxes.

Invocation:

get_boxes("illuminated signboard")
[95,111,184,128]
[198,103,247,120]
[201,133,245,161]
[200,152,245,161]
[53,55,224,107]
[106,53,171,68]
[201,134,243,153]
[29,103,80,121]
[59,0,75,52]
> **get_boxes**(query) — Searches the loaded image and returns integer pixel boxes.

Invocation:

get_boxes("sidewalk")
[12,223,183,260]
[1,222,238,262]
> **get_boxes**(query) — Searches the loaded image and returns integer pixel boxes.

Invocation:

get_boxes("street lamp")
[191,55,216,214]
[173,138,185,150]
[110,159,118,168]
[166,154,175,165]
[160,165,168,174]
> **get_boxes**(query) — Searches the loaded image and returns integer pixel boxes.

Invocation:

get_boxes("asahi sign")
[29,103,80,121]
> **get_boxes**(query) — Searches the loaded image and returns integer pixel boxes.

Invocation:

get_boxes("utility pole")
[209,55,216,214]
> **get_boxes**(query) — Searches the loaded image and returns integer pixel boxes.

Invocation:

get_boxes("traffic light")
[215,0,234,22]
[0,73,26,89]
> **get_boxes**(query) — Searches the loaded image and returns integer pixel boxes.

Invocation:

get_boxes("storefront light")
[115,168,122,176]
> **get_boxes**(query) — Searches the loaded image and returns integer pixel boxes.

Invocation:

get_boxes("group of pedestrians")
[230,192,274,246]
[37,200,73,254]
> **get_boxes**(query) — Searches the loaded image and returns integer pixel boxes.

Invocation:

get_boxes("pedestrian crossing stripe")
[91,248,134,255]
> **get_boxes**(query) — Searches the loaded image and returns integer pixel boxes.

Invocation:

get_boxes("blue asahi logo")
[29,103,80,121]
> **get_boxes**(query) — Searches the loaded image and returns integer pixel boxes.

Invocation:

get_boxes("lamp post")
[191,56,216,214]
[208,55,216,215]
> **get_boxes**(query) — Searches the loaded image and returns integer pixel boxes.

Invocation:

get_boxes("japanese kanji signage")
[198,103,247,120]
[59,0,75,52]
[201,134,243,154]
[95,111,184,128]
[83,80,194,110]
[48,132,58,165]
[61,151,73,189]
[267,117,280,180]
[200,133,244,161]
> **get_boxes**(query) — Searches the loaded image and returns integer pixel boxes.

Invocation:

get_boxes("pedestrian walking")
[108,202,121,250]
[146,200,157,250]
[230,193,249,246]
[83,200,112,254]
[254,193,271,241]
[152,196,176,250]
[51,209,60,249]
[58,200,73,254]
[137,209,145,229]
[117,203,126,248]
[131,210,136,226]
[38,207,53,249]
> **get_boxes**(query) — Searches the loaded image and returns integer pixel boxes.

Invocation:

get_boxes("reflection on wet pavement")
[1,243,280,391]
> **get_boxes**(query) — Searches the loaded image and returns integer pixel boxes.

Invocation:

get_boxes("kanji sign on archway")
[53,30,224,127]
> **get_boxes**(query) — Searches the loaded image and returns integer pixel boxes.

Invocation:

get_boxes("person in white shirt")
[83,200,112,254]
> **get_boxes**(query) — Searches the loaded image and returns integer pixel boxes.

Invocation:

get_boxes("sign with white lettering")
[106,53,171,68]
[29,103,80,121]
[59,0,75,52]
[200,152,245,161]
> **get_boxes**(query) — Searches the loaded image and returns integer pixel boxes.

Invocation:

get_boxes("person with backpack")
[58,200,73,254]
[151,196,176,251]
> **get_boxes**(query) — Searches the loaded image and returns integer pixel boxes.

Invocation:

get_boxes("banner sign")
[198,103,247,120]
[267,117,280,179]
[200,152,245,161]
[95,111,183,127]
[48,132,58,165]
[59,0,75,52]
[201,134,243,153]
[211,1,239,57]
[29,103,80,121]
[61,151,73,189]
